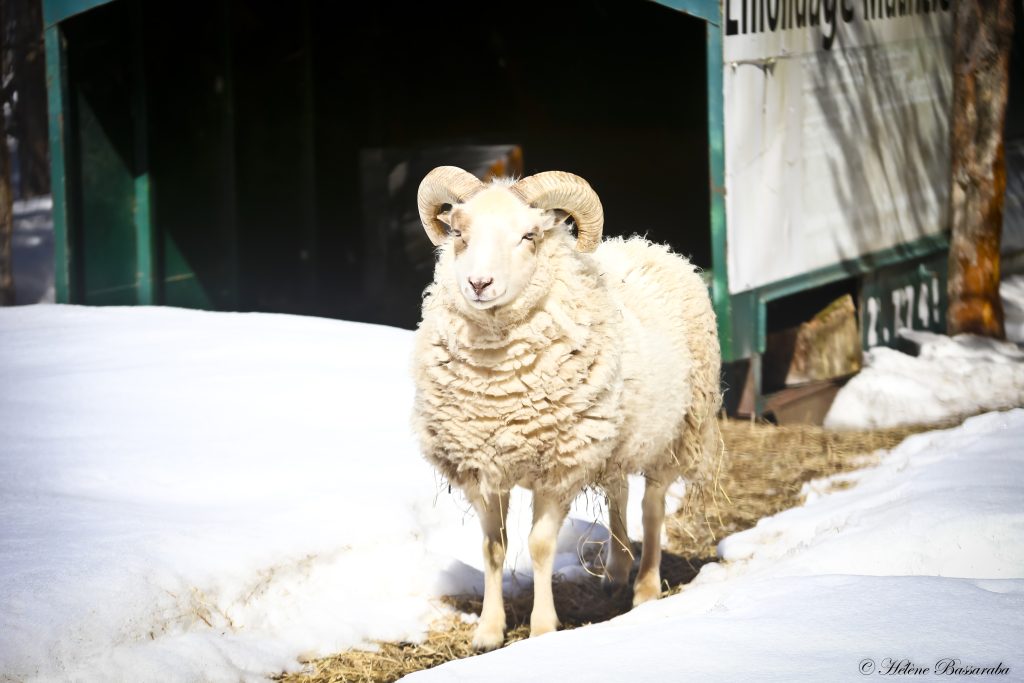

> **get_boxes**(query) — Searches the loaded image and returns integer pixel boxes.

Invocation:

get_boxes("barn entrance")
[52,0,711,329]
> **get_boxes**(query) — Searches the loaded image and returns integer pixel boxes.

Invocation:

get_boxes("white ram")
[411,166,721,650]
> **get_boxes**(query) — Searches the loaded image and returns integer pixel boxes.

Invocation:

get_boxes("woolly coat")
[412,229,721,502]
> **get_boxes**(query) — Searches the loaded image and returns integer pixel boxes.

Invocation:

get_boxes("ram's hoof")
[471,624,505,651]
[631,576,662,606]
[529,614,559,638]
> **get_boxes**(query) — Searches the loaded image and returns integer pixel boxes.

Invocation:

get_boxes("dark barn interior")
[60,0,710,328]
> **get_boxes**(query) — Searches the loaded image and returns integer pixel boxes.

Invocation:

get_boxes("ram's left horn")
[417,166,485,246]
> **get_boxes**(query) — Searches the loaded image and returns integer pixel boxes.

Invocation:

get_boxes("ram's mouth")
[465,289,505,309]
[468,296,498,308]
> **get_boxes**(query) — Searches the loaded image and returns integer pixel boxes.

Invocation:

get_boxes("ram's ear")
[540,209,571,232]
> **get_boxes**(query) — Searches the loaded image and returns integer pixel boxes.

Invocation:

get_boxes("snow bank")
[824,272,1024,430]
[0,306,445,681]
[1004,274,1024,344]
[824,331,1024,430]
[0,305,665,682]
[404,410,1024,682]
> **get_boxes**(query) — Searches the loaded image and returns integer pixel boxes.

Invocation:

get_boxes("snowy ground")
[823,274,1024,430]
[1004,274,1024,343]
[0,306,665,682]
[1,305,1022,682]
[824,330,1024,429]
[407,410,1024,683]
[10,197,55,306]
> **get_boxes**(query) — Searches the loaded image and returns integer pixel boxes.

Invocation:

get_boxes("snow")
[11,195,55,305]
[824,270,1024,430]
[0,305,669,682]
[823,331,1024,430]
[2,305,1022,682]
[0,306,438,681]
[405,410,1024,683]
[1004,274,1024,344]
[11,196,53,214]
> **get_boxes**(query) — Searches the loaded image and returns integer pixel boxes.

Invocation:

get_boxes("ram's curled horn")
[417,166,485,246]
[512,171,604,253]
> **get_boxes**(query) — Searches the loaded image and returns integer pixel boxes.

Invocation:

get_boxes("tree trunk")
[9,0,48,198]
[947,0,1015,338]
[0,116,12,306]
[0,0,16,305]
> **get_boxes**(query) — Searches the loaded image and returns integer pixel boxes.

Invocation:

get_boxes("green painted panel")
[860,252,948,350]
[75,91,137,302]
[706,19,735,361]
[727,289,759,358]
[756,235,950,304]
[134,169,154,304]
[43,0,116,27]
[162,236,212,309]
[727,236,949,358]
[66,0,138,304]
[649,0,720,24]
[131,3,154,305]
[44,24,74,303]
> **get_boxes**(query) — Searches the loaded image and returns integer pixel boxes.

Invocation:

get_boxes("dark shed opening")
[60,0,709,329]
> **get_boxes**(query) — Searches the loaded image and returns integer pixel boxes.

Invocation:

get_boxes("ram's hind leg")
[529,490,569,638]
[603,475,632,591]
[470,490,510,651]
[633,476,668,606]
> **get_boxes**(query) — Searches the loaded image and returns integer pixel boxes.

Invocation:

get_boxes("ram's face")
[443,186,558,310]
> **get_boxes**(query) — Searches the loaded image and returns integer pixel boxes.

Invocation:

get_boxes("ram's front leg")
[528,490,569,638]
[633,476,668,606]
[470,490,510,651]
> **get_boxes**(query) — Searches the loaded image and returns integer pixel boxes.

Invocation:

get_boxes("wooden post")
[0,0,15,305]
[947,0,1015,339]
[10,0,49,199]
[0,108,13,306]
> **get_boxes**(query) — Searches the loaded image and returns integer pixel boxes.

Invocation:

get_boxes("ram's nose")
[468,277,494,296]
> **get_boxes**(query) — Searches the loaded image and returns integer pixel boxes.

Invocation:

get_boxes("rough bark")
[947,0,1015,338]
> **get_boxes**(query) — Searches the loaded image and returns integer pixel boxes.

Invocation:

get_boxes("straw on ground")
[279,417,946,683]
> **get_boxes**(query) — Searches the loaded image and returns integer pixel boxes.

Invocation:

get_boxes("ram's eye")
[522,232,535,242]
[452,230,462,238]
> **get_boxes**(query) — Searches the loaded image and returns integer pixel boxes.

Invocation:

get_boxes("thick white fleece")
[412,230,721,502]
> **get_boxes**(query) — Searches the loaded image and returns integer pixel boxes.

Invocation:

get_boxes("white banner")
[724,1,952,294]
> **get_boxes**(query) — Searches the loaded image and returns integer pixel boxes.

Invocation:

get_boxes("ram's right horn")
[512,172,604,253]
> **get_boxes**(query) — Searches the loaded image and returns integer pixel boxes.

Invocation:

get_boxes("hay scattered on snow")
[668,417,943,561]
[279,416,952,683]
